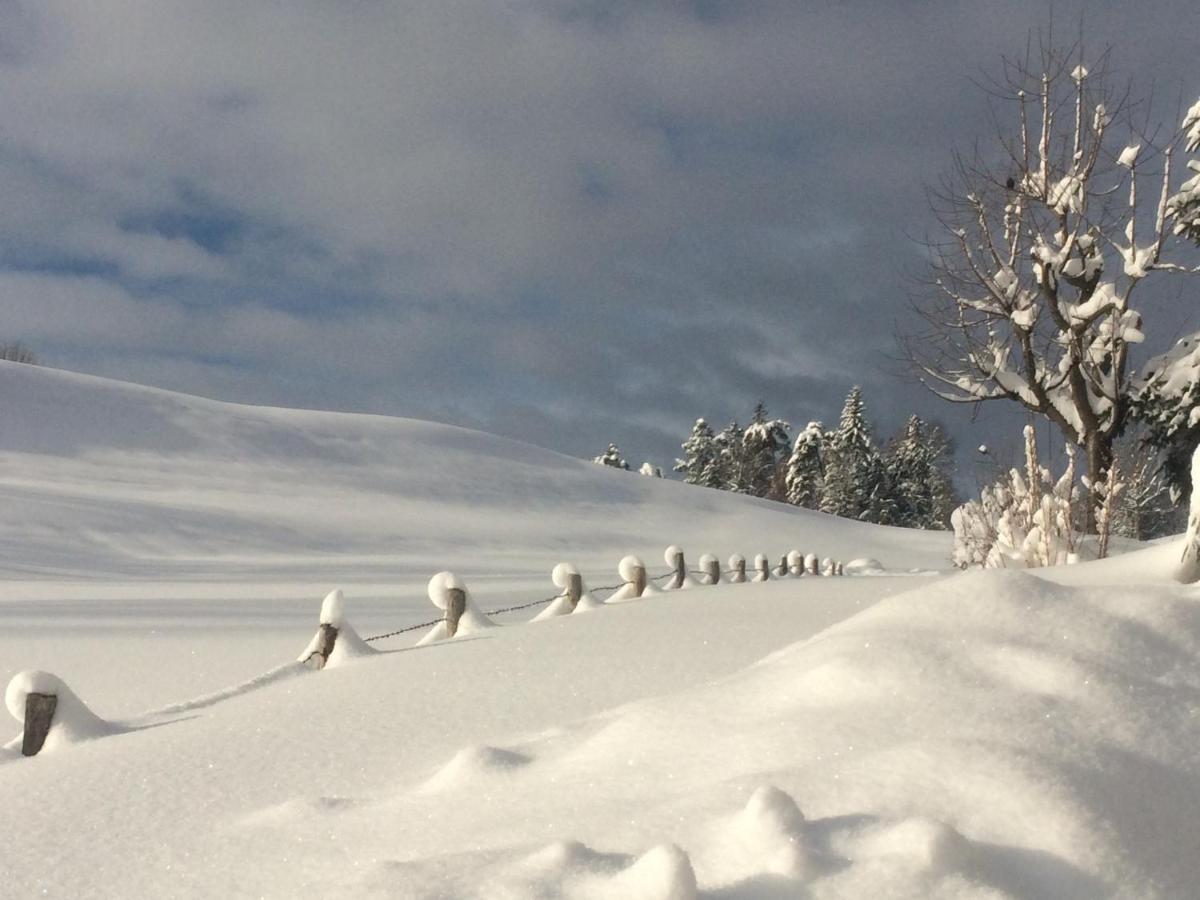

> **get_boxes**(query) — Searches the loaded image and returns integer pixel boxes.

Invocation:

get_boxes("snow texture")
[12,364,1200,897]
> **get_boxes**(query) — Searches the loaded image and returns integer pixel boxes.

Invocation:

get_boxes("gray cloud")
[0,0,1198,476]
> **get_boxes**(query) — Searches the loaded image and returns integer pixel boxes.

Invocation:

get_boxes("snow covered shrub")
[1176,445,1200,584]
[952,426,1079,569]
[594,444,629,470]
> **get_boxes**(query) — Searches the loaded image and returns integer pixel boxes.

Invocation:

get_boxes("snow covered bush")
[952,426,1079,569]
[1133,334,1200,505]
[593,443,630,470]
[1176,444,1200,584]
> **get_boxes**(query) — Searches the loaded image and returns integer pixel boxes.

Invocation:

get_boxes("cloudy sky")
[2,0,1198,477]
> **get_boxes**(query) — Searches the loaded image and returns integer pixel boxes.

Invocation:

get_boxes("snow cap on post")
[788,550,803,576]
[429,571,468,635]
[418,572,496,644]
[754,554,770,582]
[319,588,346,627]
[530,562,599,619]
[6,670,112,756]
[298,588,373,669]
[607,555,648,601]
[728,554,746,583]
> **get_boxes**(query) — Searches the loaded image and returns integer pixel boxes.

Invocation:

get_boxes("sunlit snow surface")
[2,362,1199,898]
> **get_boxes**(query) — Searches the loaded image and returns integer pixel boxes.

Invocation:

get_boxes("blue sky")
[1,0,1198,480]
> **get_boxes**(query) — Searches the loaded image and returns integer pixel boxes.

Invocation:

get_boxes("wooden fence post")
[776,554,789,577]
[22,693,57,757]
[666,546,686,590]
[566,572,583,609]
[301,589,346,670]
[755,554,770,582]
[311,623,337,669]
[445,587,467,637]
[729,554,746,583]
[807,554,819,576]
[704,555,720,585]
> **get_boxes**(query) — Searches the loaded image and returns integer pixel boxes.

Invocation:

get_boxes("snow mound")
[4,670,118,754]
[856,816,970,872]
[490,840,694,900]
[705,785,816,884]
[418,744,533,794]
[603,844,697,900]
[322,622,374,667]
[844,557,885,575]
[296,590,375,668]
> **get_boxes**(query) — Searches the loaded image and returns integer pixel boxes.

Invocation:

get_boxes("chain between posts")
[361,558,815,644]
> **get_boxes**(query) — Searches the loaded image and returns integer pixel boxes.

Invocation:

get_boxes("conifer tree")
[884,416,957,529]
[594,443,628,470]
[784,421,825,509]
[820,386,883,520]
[741,402,791,498]
[674,419,719,486]
[713,421,746,492]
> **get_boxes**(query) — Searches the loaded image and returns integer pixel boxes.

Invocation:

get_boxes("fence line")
[9,543,849,757]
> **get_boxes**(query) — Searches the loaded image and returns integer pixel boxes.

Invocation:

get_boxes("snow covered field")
[2,363,1199,898]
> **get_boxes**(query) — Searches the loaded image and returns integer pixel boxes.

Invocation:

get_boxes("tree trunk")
[1085,432,1114,534]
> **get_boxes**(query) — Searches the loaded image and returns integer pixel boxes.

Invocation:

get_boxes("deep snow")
[2,363,1199,898]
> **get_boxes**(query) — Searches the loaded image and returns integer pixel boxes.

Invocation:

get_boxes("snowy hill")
[3,363,1200,898]
[0,360,948,591]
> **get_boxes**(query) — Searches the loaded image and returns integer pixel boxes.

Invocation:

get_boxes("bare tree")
[902,35,1199,528]
[0,342,37,365]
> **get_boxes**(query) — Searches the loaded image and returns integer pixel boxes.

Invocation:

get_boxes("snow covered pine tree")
[821,386,891,522]
[594,444,629,470]
[784,421,826,509]
[1133,103,1200,505]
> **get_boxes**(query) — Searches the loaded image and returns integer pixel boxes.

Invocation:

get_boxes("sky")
[1,0,1199,482]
